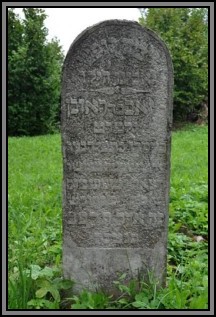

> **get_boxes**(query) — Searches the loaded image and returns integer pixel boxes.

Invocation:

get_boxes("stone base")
[63,242,167,294]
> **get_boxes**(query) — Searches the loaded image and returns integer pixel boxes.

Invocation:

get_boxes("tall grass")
[8,124,208,309]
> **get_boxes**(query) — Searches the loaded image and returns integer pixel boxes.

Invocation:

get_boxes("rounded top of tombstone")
[64,19,173,70]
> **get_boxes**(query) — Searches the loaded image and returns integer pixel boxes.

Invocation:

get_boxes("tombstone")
[61,20,173,293]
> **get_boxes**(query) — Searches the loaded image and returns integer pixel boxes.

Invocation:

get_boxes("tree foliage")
[139,8,208,121]
[8,8,64,136]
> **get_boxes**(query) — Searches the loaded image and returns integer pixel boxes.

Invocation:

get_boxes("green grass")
[8,123,208,310]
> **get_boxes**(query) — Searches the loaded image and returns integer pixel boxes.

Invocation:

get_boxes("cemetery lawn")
[8,123,208,310]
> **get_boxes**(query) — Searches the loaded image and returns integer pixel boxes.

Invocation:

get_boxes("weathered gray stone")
[61,20,173,293]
